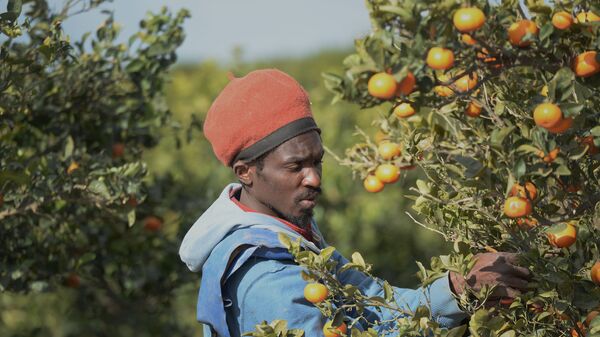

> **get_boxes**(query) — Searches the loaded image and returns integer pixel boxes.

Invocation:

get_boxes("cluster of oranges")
[363,141,404,193]
[303,282,347,337]
[502,181,579,248]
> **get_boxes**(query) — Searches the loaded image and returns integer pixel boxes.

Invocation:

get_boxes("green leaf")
[351,252,366,267]
[88,180,112,199]
[63,136,74,159]
[7,0,22,15]
[127,209,136,227]
[491,126,515,149]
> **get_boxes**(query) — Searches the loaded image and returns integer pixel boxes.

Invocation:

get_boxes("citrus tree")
[249,0,600,336]
[0,1,196,335]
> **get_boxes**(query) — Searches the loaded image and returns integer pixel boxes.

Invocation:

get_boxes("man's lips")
[299,199,317,208]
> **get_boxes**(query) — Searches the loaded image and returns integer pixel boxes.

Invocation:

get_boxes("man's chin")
[286,211,313,228]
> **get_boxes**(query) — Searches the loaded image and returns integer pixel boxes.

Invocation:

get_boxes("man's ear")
[233,160,253,186]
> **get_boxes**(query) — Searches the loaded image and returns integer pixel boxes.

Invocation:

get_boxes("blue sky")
[46,0,372,63]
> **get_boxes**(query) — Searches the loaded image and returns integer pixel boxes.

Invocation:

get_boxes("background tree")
[0,1,197,335]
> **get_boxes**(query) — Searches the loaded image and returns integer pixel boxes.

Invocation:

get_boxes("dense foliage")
[0,1,197,335]
[295,0,600,336]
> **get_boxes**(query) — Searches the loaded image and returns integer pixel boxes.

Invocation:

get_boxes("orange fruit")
[378,142,401,160]
[539,147,560,163]
[586,310,600,326]
[572,51,600,78]
[368,72,397,99]
[510,182,538,200]
[516,217,539,229]
[552,11,573,30]
[363,175,384,193]
[547,222,577,248]
[323,321,347,337]
[453,72,478,92]
[461,34,477,45]
[576,11,600,23]
[375,164,400,184]
[476,48,497,63]
[65,273,81,288]
[453,8,486,33]
[112,142,125,158]
[396,72,416,96]
[547,117,573,134]
[426,47,455,70]
[67,161,80,174]
[508,20,539,47]
[304,283,329,303]
[434,85,454,97]
[571,322,586,337]
[580,136,599,155]
[465,101,482,117]
[143,216,162,232]
[533,103,562,128]
[503,196,532,218]
[499,297,514,306]
[393,102,416,118]
[591,261,600,286]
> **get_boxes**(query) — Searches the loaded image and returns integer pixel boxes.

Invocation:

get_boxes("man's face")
[249,131,323,228]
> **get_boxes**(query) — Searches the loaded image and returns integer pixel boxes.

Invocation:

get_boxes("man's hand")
[448,252,531,306]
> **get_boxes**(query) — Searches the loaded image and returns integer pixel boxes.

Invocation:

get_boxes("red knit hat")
[204,69,320,166]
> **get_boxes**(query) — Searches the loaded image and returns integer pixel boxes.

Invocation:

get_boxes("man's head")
[233,130,323,228]
[203,69,323,227]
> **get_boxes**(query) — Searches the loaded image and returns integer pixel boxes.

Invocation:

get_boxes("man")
[179,69,530,337]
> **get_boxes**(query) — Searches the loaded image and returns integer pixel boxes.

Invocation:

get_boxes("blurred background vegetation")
[0,2,449,336]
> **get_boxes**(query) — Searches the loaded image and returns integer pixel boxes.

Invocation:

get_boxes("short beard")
[265,202,313,229]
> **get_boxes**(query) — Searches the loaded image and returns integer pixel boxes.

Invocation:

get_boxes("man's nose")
[302,167,321,188]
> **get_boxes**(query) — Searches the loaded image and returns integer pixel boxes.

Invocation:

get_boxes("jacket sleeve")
[223,252,467,337]
[332,251,468,329]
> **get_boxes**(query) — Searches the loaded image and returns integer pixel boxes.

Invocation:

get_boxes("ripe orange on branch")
[143,216,163,232]
[453,72,478,92]
[572,51,600,78]
[579,136,599,155]
[304,283,329,303]
[538,147,560,163]
[378,142,401,160]
[465,101,482,117]
[508,20,539,47]
[533,103,562,128]
[426,47,455,70]
[393,102,416,118]
[510,182,537,200]
[396,71,416,96]
[363,175,384,193]
[504,196,532,218]
[112,142,125,158]
[368,72,397,99]
[591,262,600,286]
[547,117,573,134]
[67,161,80,174]
[461,34,477,45]
[375,164,400,184]
[323,321,347,337]
[547,222,577,248]
[453,7,486,33]
[552,11,573,30]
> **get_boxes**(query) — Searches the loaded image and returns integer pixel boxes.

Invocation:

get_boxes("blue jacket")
[179,184,467,337]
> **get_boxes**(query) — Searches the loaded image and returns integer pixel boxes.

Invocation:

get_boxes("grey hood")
[179,183,322,272]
